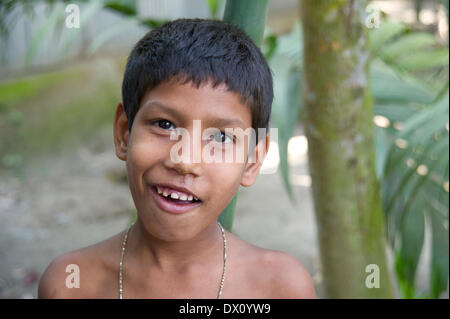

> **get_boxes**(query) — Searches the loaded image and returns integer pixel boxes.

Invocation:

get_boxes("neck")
[126,218,223,274]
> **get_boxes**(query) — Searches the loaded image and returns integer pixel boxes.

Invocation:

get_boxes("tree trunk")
[300,0,394,298]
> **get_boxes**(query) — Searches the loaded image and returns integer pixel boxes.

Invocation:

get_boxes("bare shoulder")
[38,249,87,298]
[258,249,316,299]
[227,233,316,299]
[38,231,124,299]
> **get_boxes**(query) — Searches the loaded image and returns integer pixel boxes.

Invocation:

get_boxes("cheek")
[208,141,249,165]
[206,162,244,202]
[126,133,164,182]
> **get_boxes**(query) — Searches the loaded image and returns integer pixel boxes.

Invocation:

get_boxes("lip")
[149,185,202,214]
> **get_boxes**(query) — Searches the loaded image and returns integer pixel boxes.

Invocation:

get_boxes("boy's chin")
[140,219,217,242]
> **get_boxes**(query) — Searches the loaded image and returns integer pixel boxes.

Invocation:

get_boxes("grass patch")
[0,59,123,173]
[0,69,82,112]
[22,83,119,154]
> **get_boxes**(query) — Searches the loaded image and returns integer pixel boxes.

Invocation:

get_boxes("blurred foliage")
[265,17,449,298]
[0,0,168,67]
[206,0,223,19]
[370,21,449,299]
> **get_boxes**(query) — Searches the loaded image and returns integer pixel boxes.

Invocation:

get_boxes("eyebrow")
[144,101,248,128]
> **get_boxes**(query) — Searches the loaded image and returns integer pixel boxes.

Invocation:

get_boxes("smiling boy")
[38,18,316,299]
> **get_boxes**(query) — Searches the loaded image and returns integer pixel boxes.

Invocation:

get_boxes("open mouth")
[150,185,202,214]
[152,186,202,204]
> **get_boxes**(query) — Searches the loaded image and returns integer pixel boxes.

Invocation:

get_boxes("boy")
[38,18,316,299]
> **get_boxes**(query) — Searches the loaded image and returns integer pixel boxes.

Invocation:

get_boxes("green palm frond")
[380,92,449,298]
[370,21,449,299]
[268,23,303,204]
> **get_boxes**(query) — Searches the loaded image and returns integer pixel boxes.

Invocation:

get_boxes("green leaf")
[25,2,65,67]
[269,51,302,204]
[399,194,426,290]
[262,33,277,60]
[206,0,223,19]
[286,66,302,137]
[381,93,449,295]
[275,21,303,61]
[61,0,104,55]
[396,50,449,72]
[383,110,448,215]
[374,102,420,124]
[222,0,269,47]
[104,0,137,16]
[395,249,417,298]
[399,92,449,142]
[370,63,433,104]
[374,125,392,180]
[140,18,168,29]
[428,206,449,298]
[370,21,408,55]
[379,32,436,61]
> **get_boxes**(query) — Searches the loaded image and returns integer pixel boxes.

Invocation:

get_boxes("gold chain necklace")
[119,221,227,299]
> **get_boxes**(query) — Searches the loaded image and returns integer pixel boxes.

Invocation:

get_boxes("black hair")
[122,18,273,143]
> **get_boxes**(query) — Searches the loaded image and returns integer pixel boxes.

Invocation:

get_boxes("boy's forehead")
[139,79,252,128]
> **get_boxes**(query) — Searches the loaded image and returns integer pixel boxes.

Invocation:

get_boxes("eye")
[212,131,235,144]
[152,119,175,130]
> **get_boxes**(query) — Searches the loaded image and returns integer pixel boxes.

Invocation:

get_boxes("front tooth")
[170,193,179,199]
[187,195,193,201]
[180,195,188,200]
[162,191,169,197]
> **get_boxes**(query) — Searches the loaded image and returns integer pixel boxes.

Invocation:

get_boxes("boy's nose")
[165,159,202,177]
[163,130,203,176]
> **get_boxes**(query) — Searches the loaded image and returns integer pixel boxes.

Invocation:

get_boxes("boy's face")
[113,78,269,241]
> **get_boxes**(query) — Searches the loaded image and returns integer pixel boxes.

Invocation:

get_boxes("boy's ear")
[113,102,130,161]
[240,133,270,187]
